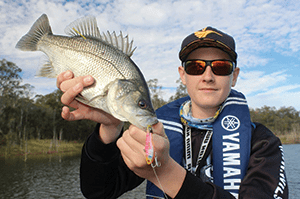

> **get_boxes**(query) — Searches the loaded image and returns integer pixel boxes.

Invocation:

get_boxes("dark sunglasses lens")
[211,61,233,75]
[185,60,206,75]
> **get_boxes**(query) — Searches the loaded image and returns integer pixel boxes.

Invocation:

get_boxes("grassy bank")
[0,139,84,159]
[277,133,300,145]
[0,133,298,161]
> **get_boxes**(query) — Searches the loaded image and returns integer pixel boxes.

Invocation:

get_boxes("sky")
[1,0,300,110]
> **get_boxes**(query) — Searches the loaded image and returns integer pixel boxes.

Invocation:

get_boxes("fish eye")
[138,100,147,109]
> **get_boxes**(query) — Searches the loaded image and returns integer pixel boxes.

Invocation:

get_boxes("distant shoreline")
[277,134,300,145]
[0,135,298,160]
[0,139,83,159]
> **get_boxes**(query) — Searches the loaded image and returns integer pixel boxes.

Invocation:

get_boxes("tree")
[275,106,299,134]
[250,105,300,136]
[34,89,95,140]
[0,59,37,148]
[0,59,23,97]
[0,59,24,139]
[168,78,188,102]
[147,79,167,110]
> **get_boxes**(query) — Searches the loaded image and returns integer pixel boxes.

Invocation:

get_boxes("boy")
[57,27,288,198]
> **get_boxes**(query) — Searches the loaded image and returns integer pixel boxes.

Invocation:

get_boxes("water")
[0,154,83,198]
[0,153,145,199]
[283,144,300,199]
[0,145,299,198]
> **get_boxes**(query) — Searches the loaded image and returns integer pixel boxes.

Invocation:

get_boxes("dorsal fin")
[65,15,136,57]
[64,15,101,39]
[101,31,136,57]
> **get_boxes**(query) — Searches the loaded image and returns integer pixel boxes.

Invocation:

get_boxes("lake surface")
[0,154,83,198]
[0,144,299,198]
[284,144,300,199]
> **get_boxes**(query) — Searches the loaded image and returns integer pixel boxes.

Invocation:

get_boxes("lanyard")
[184,126,213,175]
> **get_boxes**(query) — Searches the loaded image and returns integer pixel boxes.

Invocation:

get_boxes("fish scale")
[16,14,158,130]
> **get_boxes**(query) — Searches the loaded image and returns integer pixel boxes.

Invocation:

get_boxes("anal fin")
[35,55,57,78]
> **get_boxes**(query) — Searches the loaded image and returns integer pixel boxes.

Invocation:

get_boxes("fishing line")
[72,27,86,40]
[145,126,168,199]
[151,159,168,199]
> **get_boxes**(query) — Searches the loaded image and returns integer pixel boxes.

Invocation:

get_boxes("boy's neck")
[191,104,219,120]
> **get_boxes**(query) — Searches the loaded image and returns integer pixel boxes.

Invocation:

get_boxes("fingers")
[56,70,74,89]
[61,106,75,121]
[117,123,166,156]
[61,106,84,121]
[65,75,93,92]
[117,129,146,168]
[60,82,83,107]
[117,124,170,180]
[151,122,166,137]
[57,70,94,92]
[151,122,169,153]
[128,125,147,144]
[57,71,94,108]
[60,75,94,92]
[118,127,145,153]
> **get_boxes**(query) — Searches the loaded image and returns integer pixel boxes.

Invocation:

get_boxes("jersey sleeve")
[239,123,288,198]
[80,123,144,199]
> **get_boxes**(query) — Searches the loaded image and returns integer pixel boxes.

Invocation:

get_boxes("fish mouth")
[140,115,158,125]
[131,113,158,130]
[147,118,159,126]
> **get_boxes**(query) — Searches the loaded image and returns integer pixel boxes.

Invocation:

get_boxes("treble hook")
[151,152,161,168]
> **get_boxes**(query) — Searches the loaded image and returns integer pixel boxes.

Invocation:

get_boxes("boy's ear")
[178,66,186,85]
[231,67,240,87]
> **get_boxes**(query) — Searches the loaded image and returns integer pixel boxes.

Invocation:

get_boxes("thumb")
[150,122,170,165]
[151,122,167,139]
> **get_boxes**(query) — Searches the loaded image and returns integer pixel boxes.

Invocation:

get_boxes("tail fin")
[15,14,52,51]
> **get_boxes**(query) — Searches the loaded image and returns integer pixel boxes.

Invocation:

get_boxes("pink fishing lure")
[144,125,167,198]
[145,129,154,165]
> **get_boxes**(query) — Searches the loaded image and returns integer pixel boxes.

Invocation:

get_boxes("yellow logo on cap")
[194,27,222,38]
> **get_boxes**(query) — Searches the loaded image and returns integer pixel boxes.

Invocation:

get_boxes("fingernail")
[64,71,72,78]
[62,107,67,114]
[84,76,93,83]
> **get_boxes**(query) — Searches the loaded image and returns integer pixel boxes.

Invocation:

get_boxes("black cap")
[179,27,237,63]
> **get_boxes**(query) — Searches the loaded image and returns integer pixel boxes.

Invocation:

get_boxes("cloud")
[235,70,300,110]
[235,70,288,95]
[1,0,300,111]
[247,86,300,110]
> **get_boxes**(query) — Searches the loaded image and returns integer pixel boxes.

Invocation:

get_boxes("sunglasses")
[183,59,236,76]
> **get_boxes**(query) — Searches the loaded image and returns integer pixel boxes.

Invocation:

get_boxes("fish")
[16,14,158,130]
